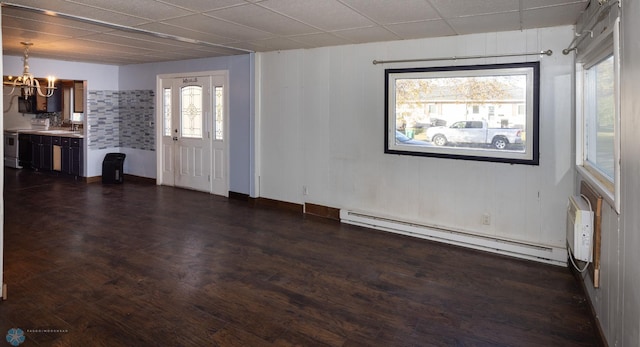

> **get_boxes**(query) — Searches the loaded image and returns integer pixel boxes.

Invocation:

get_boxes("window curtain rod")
[372,50,552,65]
[562,0,619,55]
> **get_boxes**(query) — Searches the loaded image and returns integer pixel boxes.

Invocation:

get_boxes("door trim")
[155,70,229,196]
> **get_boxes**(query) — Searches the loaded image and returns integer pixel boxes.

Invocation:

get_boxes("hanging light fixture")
[3,42,56,99]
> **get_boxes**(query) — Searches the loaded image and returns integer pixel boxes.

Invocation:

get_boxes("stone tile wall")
[87,91,120,150]
[87,90,154,151]
[119,90,155,151]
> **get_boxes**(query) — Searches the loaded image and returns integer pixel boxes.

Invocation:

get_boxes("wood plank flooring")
[1,168,602,346]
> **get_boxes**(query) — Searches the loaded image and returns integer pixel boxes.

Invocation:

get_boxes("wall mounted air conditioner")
[567,195,594,262]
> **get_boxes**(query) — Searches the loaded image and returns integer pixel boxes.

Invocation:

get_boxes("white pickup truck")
[425,120,523,149]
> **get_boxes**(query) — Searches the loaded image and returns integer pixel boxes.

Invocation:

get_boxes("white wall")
[579,0,640,346]
[568,1,640,346]
[3,55,119,90]
[118,54,254,193]
[257,26,575,251]
[619,0,640,342]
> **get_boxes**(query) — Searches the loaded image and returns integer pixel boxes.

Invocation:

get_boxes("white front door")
[159,72,228,196]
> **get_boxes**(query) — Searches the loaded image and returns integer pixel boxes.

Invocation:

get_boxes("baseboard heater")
[340,210,567,266]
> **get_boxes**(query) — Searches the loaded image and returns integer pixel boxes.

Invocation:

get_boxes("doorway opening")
[156,71,229,196]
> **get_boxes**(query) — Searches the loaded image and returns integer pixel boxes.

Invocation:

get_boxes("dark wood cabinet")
[38,80,62,112]
[18,134,32,168]
[30,135,52,170]
[61,137,83,176]
[18,80,62,113]
[25,135,82,176]
[30,135,40,169]
[42,136,52,170]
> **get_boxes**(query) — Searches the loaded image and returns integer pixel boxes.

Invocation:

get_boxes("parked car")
[424,120,522,149]
[395,131,432,146]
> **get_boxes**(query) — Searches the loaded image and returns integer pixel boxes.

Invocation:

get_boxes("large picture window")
[385,62,539,165]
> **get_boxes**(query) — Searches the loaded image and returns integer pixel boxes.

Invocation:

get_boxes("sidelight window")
[215,86,224,140]
[163,88,171,136]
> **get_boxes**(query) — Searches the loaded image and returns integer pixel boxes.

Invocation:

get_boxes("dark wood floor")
[1,168,601,346]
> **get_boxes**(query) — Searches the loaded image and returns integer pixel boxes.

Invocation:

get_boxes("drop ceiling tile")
[428,0,519,18]
[3,17,71,38]
[65,0,192,21]
[2,16,108,42]
[160,13,274,42]
[257,0,375,31]
[4,1,150,27]
[105,31,205,49]
[2,7,111,33]
[1,27,70,49]
[156,0,247,12]
[206,4,319,36]
[1,0,591,65]
[248,36,314,51]
[446,11,521,35]
[522,3,587,28]
[72,38,156,55]
[522,0,588,10]
[193,45,248,56]
[385,20,456,40]
[288,33,353,48]
[134,22,233,44]
[17,40,86,54]
[133,50,218,62]
[332,26,401,44]
[340,0,440,24]
[21,51,120,65]
[108,31,247,55]
[79,33,184,51]
[223,41,268,52]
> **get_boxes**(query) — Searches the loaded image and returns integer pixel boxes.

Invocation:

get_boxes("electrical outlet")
[482,213,491,225]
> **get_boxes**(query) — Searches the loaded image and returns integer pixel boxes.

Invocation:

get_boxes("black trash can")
[102,153,126,184]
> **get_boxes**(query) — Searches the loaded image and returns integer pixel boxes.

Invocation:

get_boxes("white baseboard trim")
[340,209,567,266]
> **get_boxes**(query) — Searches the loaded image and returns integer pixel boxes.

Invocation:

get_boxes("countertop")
[7,128,84,138]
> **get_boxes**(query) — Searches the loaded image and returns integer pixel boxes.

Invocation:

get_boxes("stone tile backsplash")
[87,90,155,151]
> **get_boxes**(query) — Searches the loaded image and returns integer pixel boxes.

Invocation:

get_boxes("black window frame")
[384,61,540,165]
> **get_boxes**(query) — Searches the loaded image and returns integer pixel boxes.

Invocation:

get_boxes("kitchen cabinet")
[18,134,32,168]
[36,85,62,113]
[20,133,83,176]
[73,80,84,113]
[30,135,52,170]
[19,80,62,113]
[61,137,83,176]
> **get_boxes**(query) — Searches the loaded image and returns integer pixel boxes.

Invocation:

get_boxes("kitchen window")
[576,18,620,212]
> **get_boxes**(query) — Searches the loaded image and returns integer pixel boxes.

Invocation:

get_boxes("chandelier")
[3,42,56,99]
